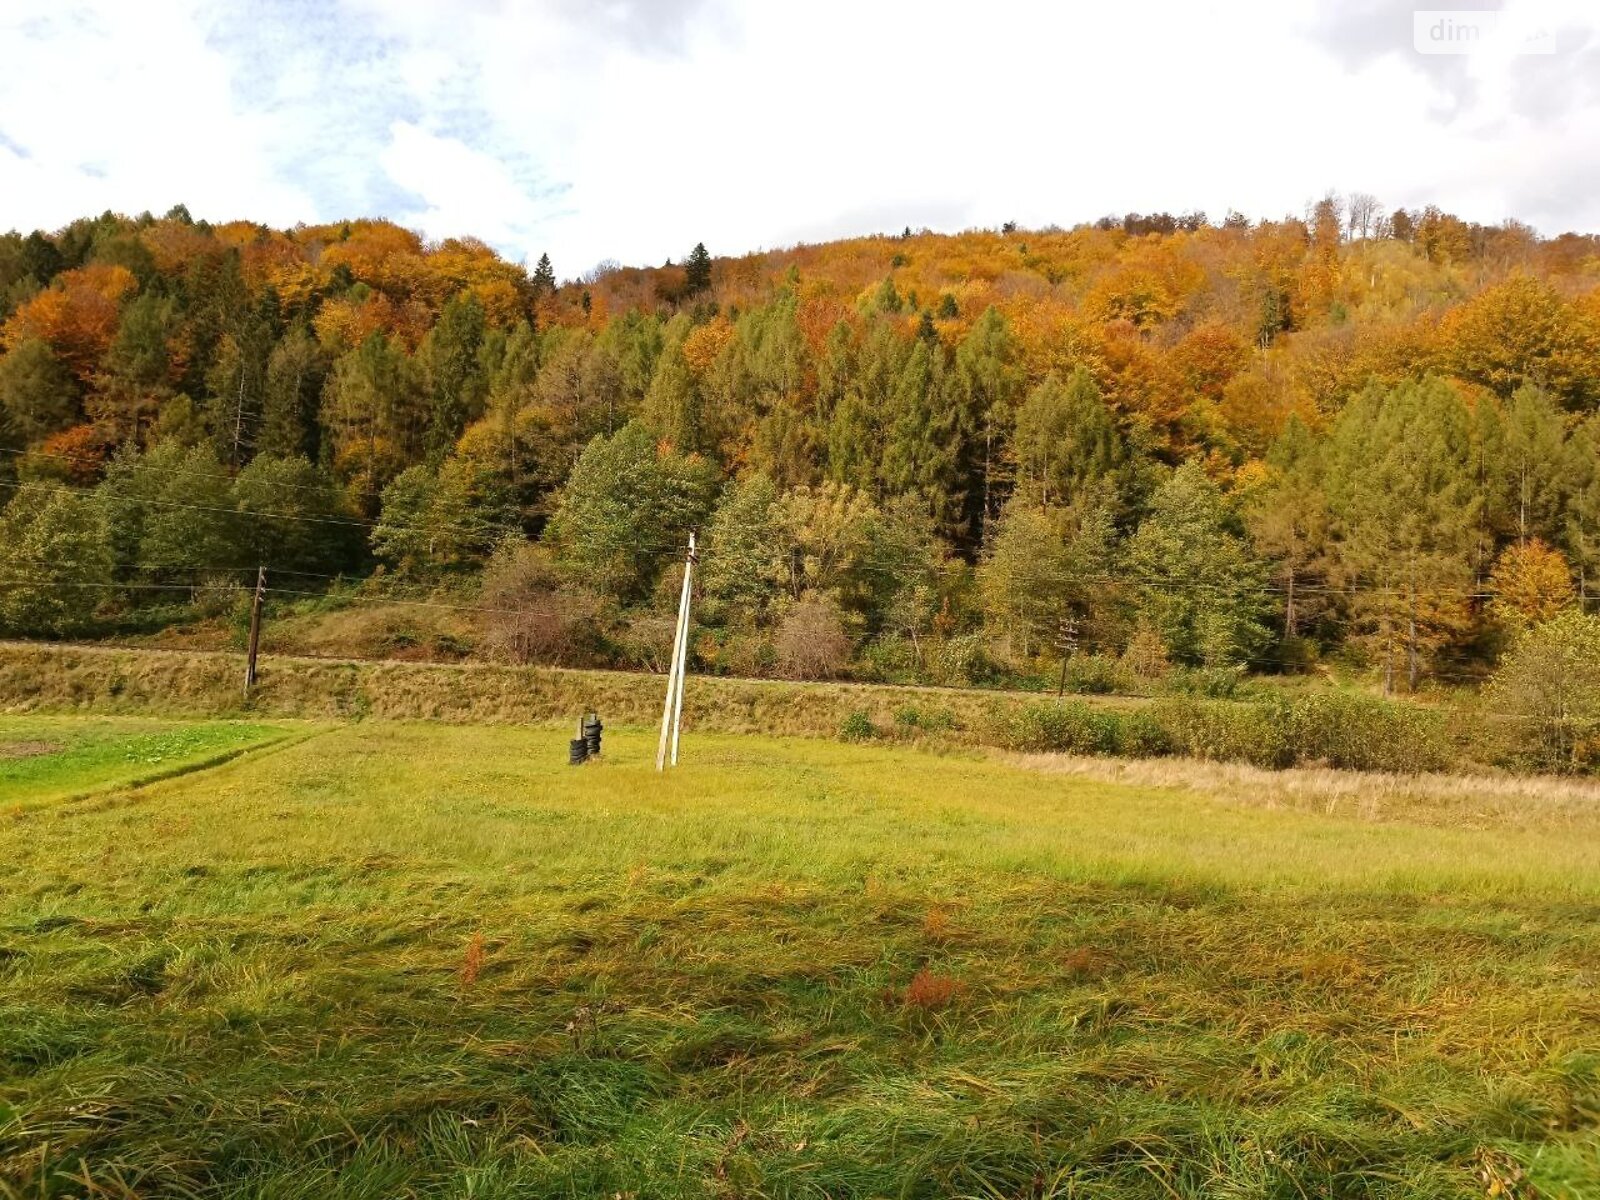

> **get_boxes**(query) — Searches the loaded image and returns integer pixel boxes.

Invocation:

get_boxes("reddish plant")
[1061,947,1109,980]
[903,967,961,1011]
[459,932,486,986]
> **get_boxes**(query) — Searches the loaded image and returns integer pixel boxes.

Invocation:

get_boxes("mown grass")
[1,721,1597,1197]
[0,716,294,811]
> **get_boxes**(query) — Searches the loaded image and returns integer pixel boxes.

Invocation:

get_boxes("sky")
[1,0,1598,279]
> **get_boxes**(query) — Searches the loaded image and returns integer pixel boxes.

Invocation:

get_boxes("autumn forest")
[3,199,1600,695]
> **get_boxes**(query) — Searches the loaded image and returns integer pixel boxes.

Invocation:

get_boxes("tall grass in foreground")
[0,719,1596,1196]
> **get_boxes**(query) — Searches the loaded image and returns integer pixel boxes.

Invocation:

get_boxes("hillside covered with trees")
[3,199,1600,698]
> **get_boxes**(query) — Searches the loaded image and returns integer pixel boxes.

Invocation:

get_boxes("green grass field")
[1,717,1597,1198]
[0,716,294,812]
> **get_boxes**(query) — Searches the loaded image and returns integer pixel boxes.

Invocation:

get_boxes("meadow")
[1,715,1597,1198]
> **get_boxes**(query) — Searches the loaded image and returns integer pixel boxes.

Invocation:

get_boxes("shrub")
[1112,707,1173,758]
[893,705,956,736]
[478,541,602,667]
[611,612,683,674]
[1488,609,1600,771]
[1000,700,1119,755]
[1062,653,1122,695]
[839,710,877,742]
[1160,665,1248,699]
[927,633,996,687]
[1154,697,1293,768]
[1286,691,1451,774]
[775,595,852,680]
[858,634,918,684]
[716,629,777,679]
[1118,623,1171,683]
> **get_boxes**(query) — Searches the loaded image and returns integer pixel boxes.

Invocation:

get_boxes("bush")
[1286,691,1451,774]
[1062,653,1122,695]
[1154,697,1293,768]
[478,541,602,667]
[839,710,877,742]
[1118,624,1171,683]
[1112,708,1173,758]
[927,633,996,687]
[775,595,852,680]
[893,704,956,737]
[1488,609,1600,771]
[1160,665,1248,700]
[858,634,918,684]
[1000,700,1120,755]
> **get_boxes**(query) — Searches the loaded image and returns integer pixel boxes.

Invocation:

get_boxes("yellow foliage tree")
[1490,538,1575,630]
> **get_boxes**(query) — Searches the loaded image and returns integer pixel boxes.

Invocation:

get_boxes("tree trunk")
[1406,589,1420,693]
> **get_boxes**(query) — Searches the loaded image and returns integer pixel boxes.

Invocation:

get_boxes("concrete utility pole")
[244,566,266,694]
[656,532,697,771]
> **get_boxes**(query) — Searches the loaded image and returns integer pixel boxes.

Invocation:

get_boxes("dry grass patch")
[1004,749,1600,832]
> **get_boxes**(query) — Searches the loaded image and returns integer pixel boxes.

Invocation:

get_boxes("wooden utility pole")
[1056,614,1080,698]
[244,566,266,695]
[656,533,697,771]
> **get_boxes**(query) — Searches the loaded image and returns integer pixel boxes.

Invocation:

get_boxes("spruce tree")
[532,253,556,297]
[258,325,327,461]
[419,292,488,465]
[0,338,78,444]
[1012,369,1132,516]
[684,243,713,296]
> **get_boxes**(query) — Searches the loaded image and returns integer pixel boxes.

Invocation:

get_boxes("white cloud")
[0,0,315,230]
[379,121,549,253]
[0,0,1596,274]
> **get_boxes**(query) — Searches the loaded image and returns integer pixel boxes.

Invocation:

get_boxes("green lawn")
[1,719,1597,1198]
[0,715,295,811]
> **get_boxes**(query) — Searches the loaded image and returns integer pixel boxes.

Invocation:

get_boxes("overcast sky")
[2,0,1597,278]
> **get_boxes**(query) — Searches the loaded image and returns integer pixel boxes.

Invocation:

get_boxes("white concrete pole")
[656,533,694,771]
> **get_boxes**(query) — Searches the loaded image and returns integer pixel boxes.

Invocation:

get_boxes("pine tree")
[880,339,960,531]
[92,293,179,444]
[321,332,423,504]
[641,335,704,454]
[826,390,876,490]
[1562,414,1600,601]
[1486,385,1570,545]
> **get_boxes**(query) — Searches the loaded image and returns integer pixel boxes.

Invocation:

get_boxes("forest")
[2,199,1599,699]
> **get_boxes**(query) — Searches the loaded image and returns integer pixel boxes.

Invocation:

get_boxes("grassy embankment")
[0,640,1075,737]
[1,714,1597,1197]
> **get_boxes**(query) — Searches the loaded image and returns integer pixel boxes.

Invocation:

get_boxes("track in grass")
[0,715,302,810]
[1,721,1597,1197]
